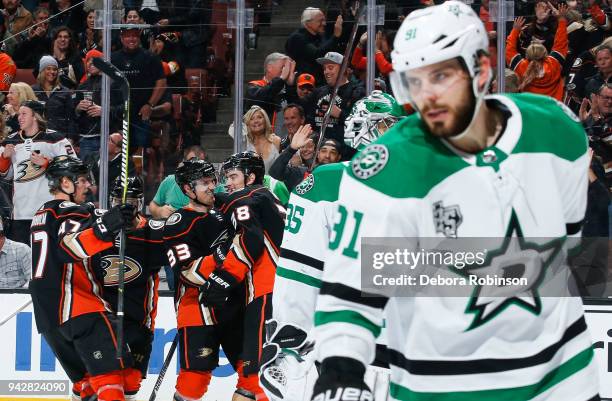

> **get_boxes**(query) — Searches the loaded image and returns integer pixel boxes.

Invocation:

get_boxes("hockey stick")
[309,3,366,171]
[0,299,32,327]
[92,57,130,359]
[148,334,179,401]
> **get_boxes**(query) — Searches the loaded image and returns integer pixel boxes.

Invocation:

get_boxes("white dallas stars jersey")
[0,131,76,220]
[314,93,598,401]
[274,163,345,331]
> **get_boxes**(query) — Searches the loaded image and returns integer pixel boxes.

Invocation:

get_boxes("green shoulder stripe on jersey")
[294,163,345,203]
[507,93,587,162]
[276,266,322,288]
[347,116,470,199]
[314,310,381,337]
[389,346,593,401]
[264,175,290,205]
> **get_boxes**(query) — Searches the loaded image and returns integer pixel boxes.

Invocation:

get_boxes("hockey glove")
[310,357,372,401]
[199,268,238,307]
[92,204,135,241]
[260,321,314,401]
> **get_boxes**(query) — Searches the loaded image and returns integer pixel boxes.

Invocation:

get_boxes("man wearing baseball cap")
[0,100,77,244]
[303,51,365,150]
[111,24,166,151]
[296,73,315,99]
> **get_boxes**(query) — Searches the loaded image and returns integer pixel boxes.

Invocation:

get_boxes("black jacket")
[268,146,308,191]
[12,33,52,69]
[245,77,298,124]
[305,80,365,144]
[74,75,124,138]
[31,83,76,138]
[285,28,341,84]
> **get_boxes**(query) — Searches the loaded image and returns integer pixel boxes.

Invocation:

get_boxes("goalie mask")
[344,90,404,150]
[110,176,144,212]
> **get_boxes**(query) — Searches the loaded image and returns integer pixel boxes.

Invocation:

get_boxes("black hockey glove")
[310,357,372,401]
[92,204,135,241]
[199,268,238,307]
[212,240,232,266]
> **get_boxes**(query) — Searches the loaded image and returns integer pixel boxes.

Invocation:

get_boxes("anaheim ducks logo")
[101,255,142,285]
[16,160,46,182]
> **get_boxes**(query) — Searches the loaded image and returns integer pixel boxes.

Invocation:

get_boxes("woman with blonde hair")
[506,2,569,100]
[3,82,38,135]
[243,105,281,172]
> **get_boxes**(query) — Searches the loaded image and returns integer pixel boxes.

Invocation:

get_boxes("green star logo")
[456,212,565,330]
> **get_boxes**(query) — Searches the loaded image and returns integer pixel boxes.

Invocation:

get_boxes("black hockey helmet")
[46,155,89,191]
[221,151,265,185]
[110,175,144,211]
[175,158,217,194]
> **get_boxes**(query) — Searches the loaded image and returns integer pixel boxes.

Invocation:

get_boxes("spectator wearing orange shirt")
[507,3,569,101]
[0,50,16,93]
[351,30,394,76]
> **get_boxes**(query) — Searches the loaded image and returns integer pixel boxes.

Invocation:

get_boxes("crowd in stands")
[0,0,609,289]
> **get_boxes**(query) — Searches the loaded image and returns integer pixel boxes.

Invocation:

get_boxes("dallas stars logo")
[448,4,464,17]
[459,212,564,330]
[351,144,389,179]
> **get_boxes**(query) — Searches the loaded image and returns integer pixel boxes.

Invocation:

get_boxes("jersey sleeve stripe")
[387,316,588,376]
[280,248,324,270]
[509,54,523,70]
[388,346,594,401]
[180,257,208,286]
[565,221,583,235]
[162,215,206,240]
[314,310,381,337]
[551,51,565,66]
[62,228,113,260]
[319,281,388,309]
[276,265,322,288]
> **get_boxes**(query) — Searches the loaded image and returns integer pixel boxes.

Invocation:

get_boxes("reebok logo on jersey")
[312,387,373,401]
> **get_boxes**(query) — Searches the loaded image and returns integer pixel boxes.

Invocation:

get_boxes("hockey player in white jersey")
[259,91,404,401]
[0,100,76,244]
[311,2,600,401]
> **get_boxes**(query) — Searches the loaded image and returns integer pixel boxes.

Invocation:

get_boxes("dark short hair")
[308,132,320,145]
[283,103,305,119]
[183,145,206,160]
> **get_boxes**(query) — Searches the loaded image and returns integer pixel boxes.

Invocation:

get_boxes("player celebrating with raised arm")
[162,158,250,401]
[198,151,285,401]
[29,156,135,401]
[259,91,404,401]
[311,2,599,401]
